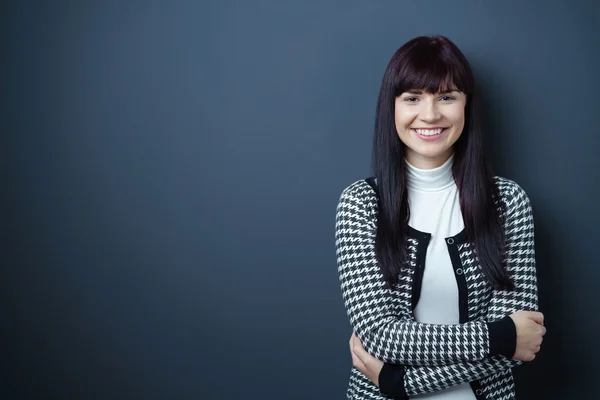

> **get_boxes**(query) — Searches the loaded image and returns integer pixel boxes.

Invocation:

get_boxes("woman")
[335,36,546,399]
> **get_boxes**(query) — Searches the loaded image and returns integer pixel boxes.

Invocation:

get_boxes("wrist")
[378,363,408,398]
[487,315,517,358]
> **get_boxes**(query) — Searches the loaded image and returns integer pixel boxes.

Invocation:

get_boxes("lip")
[411,127,447,130]
[411,127,448,141]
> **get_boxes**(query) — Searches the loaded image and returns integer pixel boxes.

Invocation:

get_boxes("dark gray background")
[2,1,599,399]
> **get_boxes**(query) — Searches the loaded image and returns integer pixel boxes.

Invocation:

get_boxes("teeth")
[415,128,444,136]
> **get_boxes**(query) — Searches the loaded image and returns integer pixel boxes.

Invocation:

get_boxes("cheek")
[446,107,466,128]
[395,107,418,128]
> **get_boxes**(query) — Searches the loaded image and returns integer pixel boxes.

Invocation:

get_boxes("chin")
[414,147,451,159]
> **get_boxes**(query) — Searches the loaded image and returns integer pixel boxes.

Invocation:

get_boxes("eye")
[404,97,419,102]
[440,95,456,101]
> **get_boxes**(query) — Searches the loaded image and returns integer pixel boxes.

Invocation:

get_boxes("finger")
[521,352,535,362]
[351,348,358,364]
[355,336,365,349]
[353,342,379,369]
[352,340,370,361]
[352,335,367,353]
[527,311,544,325]
[351,335,361,352]
[351,351,366,372]
[350,335,358,353]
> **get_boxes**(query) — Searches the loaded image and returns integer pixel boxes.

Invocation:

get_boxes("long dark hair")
[372,35,513,290]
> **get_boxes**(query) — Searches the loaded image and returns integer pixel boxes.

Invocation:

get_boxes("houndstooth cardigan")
[335,176,539,399]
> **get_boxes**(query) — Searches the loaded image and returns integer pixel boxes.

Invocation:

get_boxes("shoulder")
[339,178,376,199]
[493,176,533,217]
[336,178,379,216]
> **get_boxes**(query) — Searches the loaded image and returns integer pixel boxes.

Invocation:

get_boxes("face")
[395,88,467,169]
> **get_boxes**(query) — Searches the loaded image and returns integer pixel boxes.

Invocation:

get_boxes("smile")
[412,128,447,136]
[411,127,448,141]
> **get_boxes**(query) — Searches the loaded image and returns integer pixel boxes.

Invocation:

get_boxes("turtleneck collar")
[405,153,455,192]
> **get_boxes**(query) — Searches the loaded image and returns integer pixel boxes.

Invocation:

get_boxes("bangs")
[393,40,473,96]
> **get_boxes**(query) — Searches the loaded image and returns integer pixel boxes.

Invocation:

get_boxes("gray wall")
[3,1,599,399]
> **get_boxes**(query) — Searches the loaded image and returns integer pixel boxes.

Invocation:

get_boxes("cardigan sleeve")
[485,182,539,331]
[378,182,539,397]
[336,185,495,366]
[379,356,516,398]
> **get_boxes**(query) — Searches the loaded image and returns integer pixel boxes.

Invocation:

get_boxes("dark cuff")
[378,363,408,399]
[487,315,517,358]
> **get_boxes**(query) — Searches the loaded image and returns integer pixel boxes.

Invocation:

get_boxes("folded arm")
[336,185,511,366]
[378,183,539,397]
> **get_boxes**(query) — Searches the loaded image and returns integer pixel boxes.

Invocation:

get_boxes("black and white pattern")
[335,177,538,399]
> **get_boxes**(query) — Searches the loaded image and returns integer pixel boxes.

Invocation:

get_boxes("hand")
[509,311,546,361]
[349,332,384,387]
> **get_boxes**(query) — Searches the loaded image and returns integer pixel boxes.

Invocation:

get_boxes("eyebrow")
[404,89,461,95]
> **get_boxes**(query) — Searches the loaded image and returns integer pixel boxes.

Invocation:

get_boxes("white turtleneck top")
[406,154,476,400]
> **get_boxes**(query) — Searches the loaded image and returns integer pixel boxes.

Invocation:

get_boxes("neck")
[405,152,455,191]
[405,149,454,170]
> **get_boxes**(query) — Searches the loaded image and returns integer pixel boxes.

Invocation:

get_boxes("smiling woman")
[335,36,545,400]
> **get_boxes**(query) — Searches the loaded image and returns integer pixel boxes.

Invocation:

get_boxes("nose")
[419,100,441,122]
